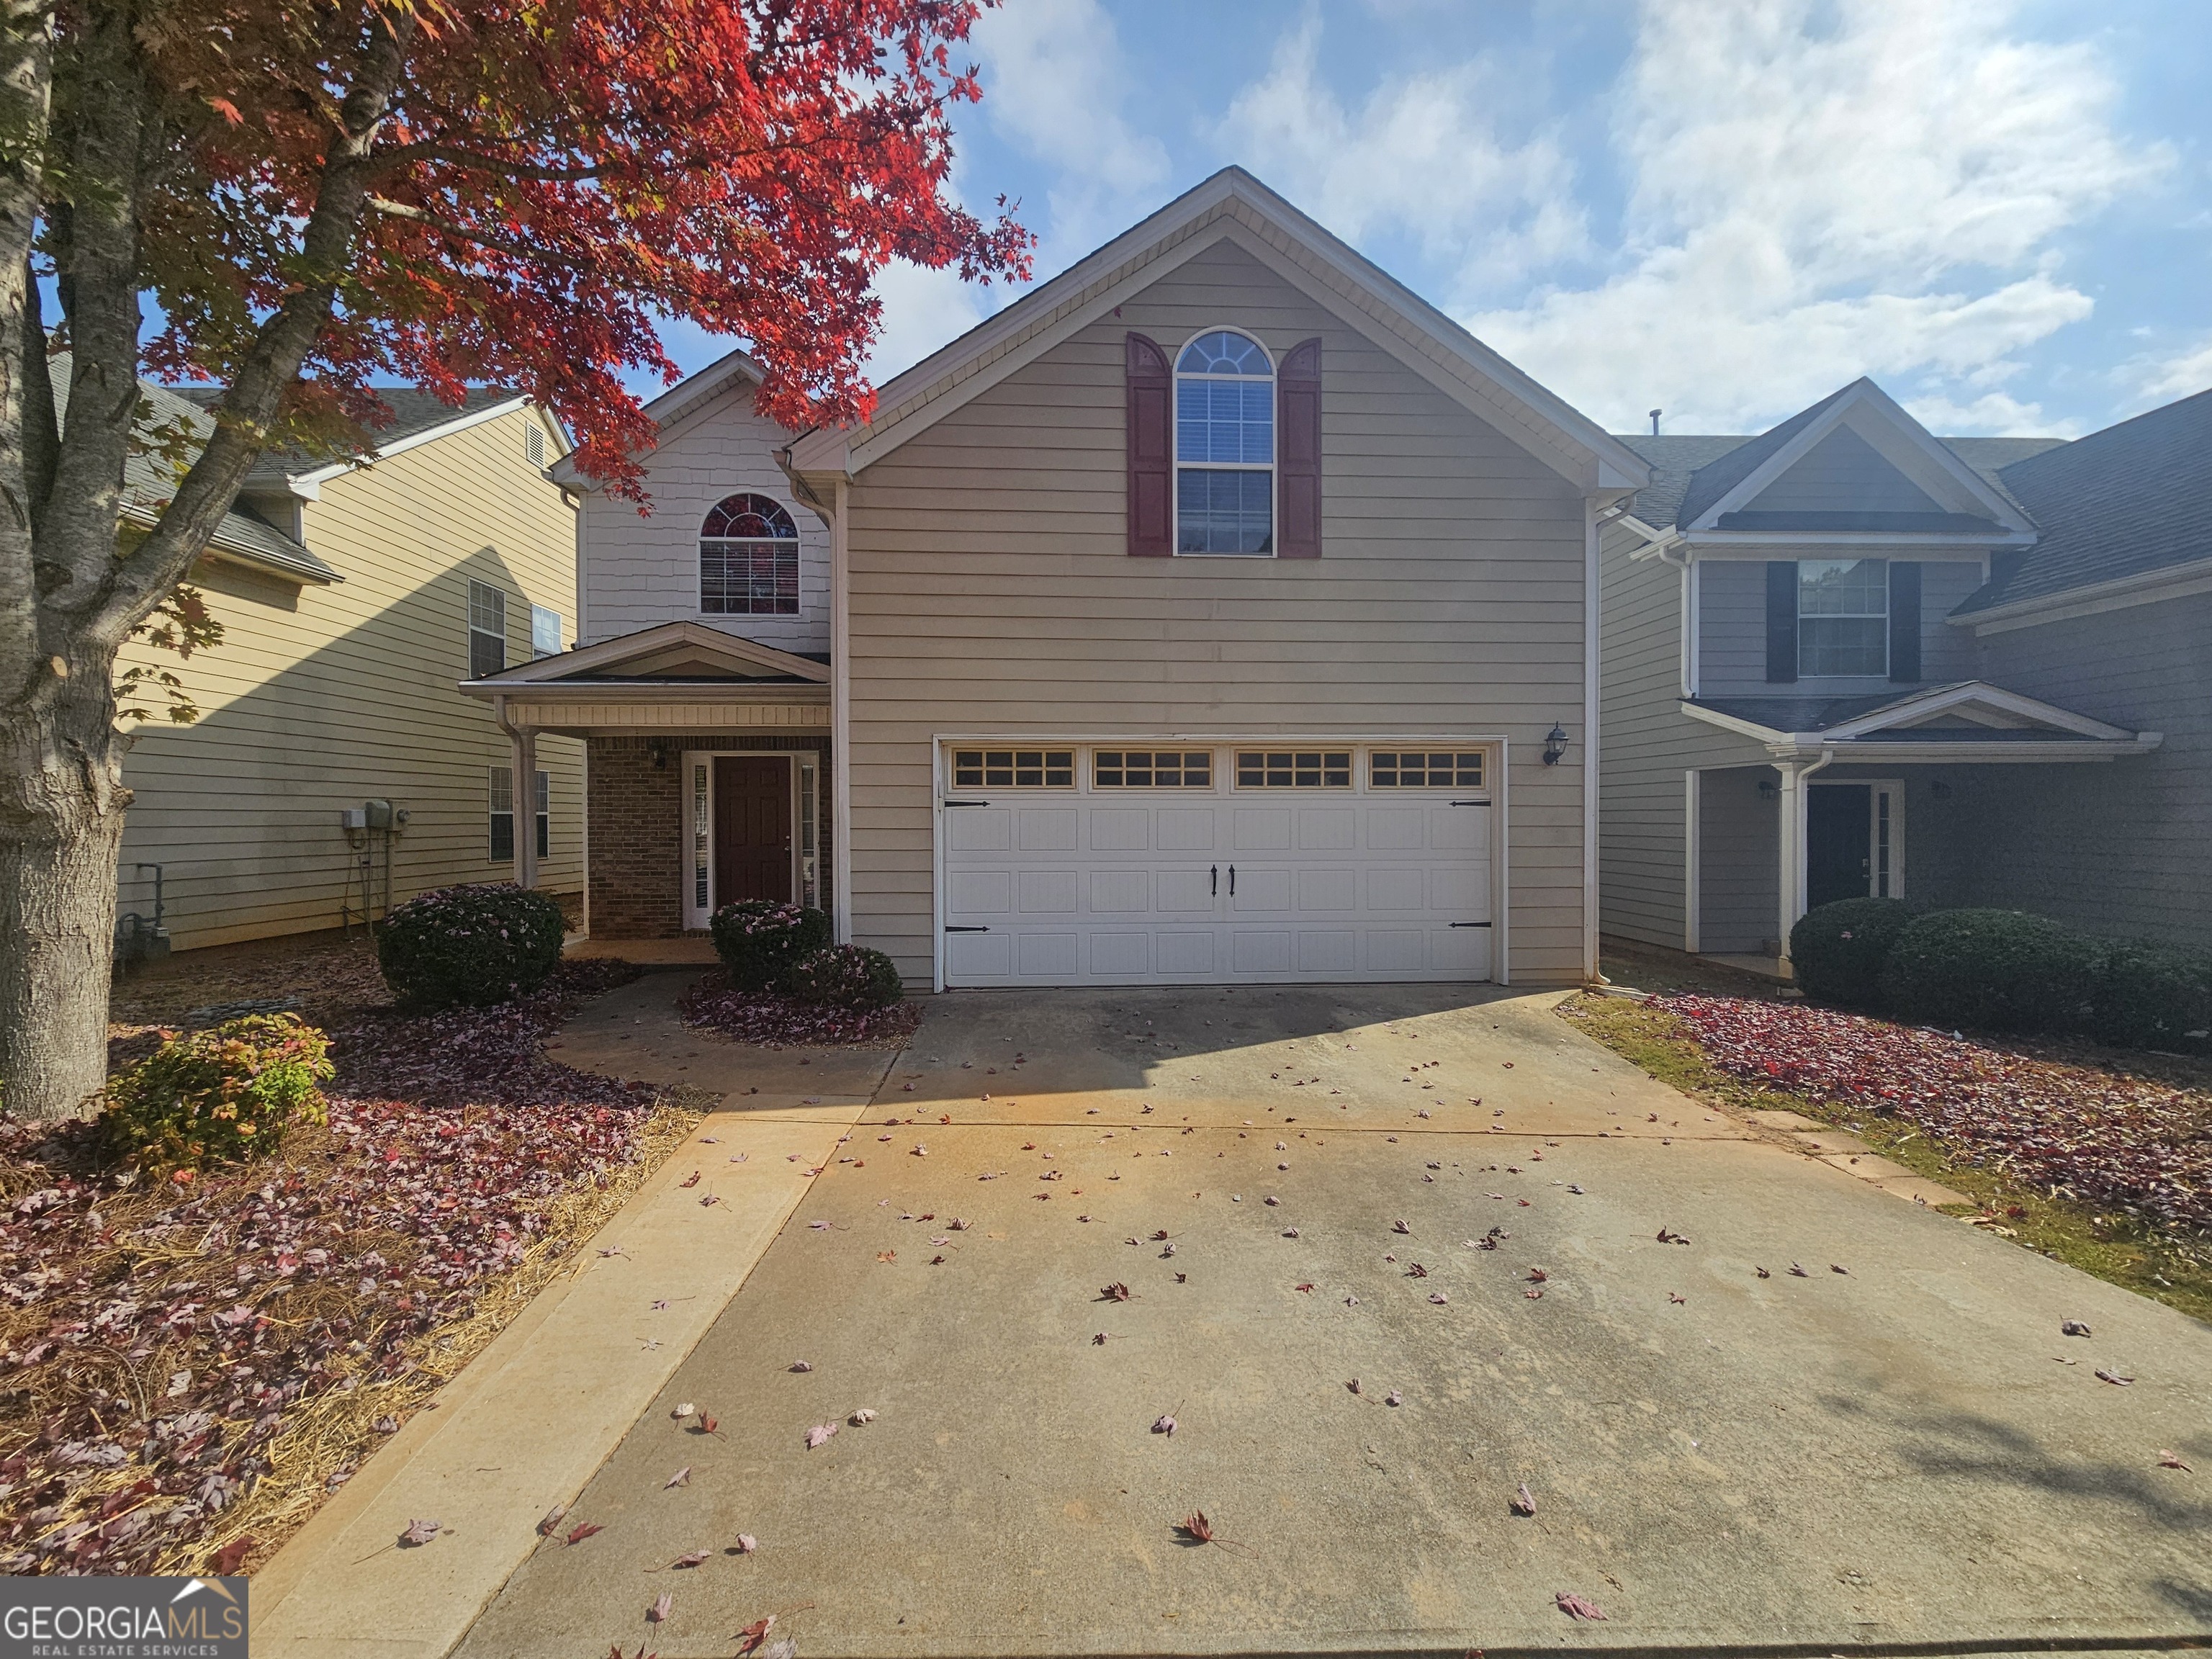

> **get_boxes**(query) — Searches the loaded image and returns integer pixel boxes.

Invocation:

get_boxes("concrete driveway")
[428,981,2204,1656]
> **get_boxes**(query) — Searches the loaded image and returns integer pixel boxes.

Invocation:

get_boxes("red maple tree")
[0,0,1031,1117]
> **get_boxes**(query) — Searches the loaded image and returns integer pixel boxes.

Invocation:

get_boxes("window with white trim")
[467,580,507,679]
[951,749,1074,788]
[1370,750,1484,788]
[1235,750,1351,788]
[488,766,549,861]
[1798,559,1887,676]
[1176,331,1273,555]
[701,493,799,616]
[1093,750,1212,788]
[530,604,562,659]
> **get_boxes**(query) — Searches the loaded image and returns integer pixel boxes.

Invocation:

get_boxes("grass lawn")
[1570,940,2211,1328]
[0,930,705,1578]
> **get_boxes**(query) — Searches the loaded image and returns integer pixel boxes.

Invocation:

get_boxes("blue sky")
[656,0,2212,439]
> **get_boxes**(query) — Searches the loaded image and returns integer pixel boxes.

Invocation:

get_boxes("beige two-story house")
[115,382,581,953]
[471,168,1652,990]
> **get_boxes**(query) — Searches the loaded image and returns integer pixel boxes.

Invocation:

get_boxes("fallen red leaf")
[567,1521,603,1545]
[1555,1591,1606,1620]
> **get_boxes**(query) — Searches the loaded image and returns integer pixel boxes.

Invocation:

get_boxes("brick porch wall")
[586,734,832,938]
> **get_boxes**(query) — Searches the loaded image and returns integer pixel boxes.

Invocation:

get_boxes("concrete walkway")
[269,980,2212,1658]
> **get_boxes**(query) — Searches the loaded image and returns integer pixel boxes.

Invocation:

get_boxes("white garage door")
[940,745,1494,986]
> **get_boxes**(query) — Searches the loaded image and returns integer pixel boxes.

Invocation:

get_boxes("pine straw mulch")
[678,970,923,1049]
[1,952,705,1578]
[1626,993,2212,1240]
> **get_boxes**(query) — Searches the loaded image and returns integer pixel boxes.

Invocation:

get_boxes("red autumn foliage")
[1658,994,2211,1236]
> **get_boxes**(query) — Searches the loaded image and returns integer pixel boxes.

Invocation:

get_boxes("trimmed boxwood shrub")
[376,882,567,1009]
[2088,941,2212,1051]
[709,900,832,992]
[1878,908,2101,1035]
[1789,896,1929,1010]
[783,944,904,1010]
[101,1013,333,1175]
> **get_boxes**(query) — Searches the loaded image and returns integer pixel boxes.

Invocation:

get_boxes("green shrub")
[783,944,904,1010]
[1789,897,1928,1009]
[376,882,567,1009]
[101,1013,333,1175]
[2088,941,2212,1051]
[1878,908,2101,1035]
[709,900,832,992]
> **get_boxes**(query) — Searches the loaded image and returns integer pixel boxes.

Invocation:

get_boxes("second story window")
[701,493,799,616]
[468,580,507,678]
[1176,331,1273,555]
[1798,559,1887,676]
[531,604,562,660]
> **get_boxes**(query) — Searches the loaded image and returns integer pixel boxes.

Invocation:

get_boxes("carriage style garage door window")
[939,739,1498,987]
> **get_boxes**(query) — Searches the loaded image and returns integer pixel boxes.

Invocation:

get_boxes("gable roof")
[788,167,1650,497]
[1683,680,2158,760]
[168,385,533,496]
[464,620,830,687]
[547,347,765,490]
[49,355,336,585]
[1953,386,2212,616]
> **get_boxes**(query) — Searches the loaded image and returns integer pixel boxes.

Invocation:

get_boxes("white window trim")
[468,579,508,677]
[680,750,820,930]
[927,733,1509,994]
[698,493,803,619]
[1171,325,1278,560]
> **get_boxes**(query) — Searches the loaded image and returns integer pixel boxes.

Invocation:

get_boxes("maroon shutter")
[1277,337,1322,558]
[1125,333,1172,557]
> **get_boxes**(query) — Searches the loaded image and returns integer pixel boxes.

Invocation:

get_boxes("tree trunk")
[0,662,127,1120]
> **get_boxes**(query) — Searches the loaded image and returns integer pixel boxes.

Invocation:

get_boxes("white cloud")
[1217,17,1588,292]
[2121,334,2212,410]
[863,259,997,385]
[969,0,1171,257]
[1466,0,2170,434]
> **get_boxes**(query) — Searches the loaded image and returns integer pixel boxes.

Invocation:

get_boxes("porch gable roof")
[1683,680,2160,762]
[461,621,830,690]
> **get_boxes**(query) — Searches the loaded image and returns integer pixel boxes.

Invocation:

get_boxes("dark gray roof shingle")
[1954,387,2212,615]
[169,385,521,492]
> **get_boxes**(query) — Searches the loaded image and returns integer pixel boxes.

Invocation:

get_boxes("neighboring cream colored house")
[114,383,581,952]
[474,168,1649,989]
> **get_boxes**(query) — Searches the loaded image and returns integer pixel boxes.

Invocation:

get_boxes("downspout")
[829,480,853,945]
[1583,495,1602,986]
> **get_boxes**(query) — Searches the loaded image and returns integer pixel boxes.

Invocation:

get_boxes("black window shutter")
[1765,562,1798,683]
[1889,561,1922,682]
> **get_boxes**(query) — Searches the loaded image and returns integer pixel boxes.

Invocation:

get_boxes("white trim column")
[511,726,539,890]
[1775,750,1834,971]
[1682,769,1701,954]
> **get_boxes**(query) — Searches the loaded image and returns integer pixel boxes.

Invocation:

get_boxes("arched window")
[700,493,799,616]
[1175,330,1273,554]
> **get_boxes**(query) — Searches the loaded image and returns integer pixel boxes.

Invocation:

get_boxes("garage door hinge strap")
[944,925,990,933]
[1449,799,1489,806]
[1449,921,1492,928]
[943,799,989,807]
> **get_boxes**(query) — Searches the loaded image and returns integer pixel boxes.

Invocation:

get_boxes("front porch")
[1681,681,2162,971]
[460,621,836,941]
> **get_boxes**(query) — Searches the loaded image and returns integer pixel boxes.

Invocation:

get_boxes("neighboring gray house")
[1599,377,2203,973]
[472,168,1655,989]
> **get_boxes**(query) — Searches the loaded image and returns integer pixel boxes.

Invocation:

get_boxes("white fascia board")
[1763,736,2159,763]
[1686,380,2032,535]
[1682,529,2036,552]
[1678,701,1794,745]
[458,678,829,703]
[469,620,830,685]
[1949,554,2212,634]
[1820,680,2135,742]
[291,395,531,487]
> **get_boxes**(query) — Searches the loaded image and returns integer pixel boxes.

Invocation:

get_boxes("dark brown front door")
[714,757,791,905]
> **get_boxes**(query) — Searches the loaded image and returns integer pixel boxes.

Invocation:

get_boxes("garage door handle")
[1449,921,1492,928]
[944,925,990,933]
[1228,864,1236,896]
[1210,864,1218,895]
[943,799,990,808]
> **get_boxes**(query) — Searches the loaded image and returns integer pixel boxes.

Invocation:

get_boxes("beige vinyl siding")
[114,405,582,950]
[844,238,1592,986]
[1743,427,1943,515]
[1938,592,2212,948]
[1697,556,1987,698]
[1595,525,1768,950]
[579,390,827,654]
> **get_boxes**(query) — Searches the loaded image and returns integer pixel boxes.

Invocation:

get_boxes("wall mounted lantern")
[1541,724,1570,766]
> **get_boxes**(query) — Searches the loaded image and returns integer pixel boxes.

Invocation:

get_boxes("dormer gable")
[1678,379,2035,544]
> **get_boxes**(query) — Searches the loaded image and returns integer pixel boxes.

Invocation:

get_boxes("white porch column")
[511,725,539,890]
[1774,749,1834,971]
